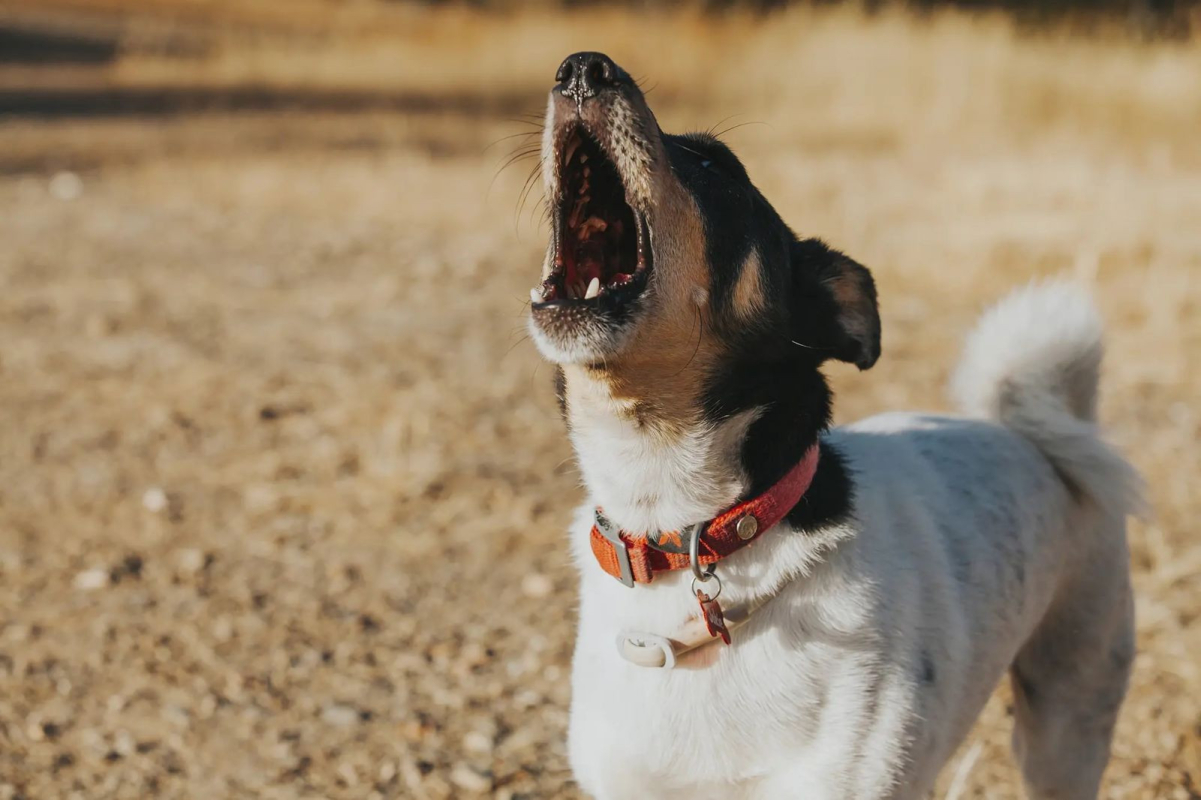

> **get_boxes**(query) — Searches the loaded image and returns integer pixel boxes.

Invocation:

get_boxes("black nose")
[555,52,630,102]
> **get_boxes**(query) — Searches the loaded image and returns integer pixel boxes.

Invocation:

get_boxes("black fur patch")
[790,238,881,370]
[669,134,878,535]
[702,353,855,534]
[553,127,880,535]
[664,133,794,336]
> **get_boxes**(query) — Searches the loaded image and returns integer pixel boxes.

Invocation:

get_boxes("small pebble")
[321,704,360,727]
[73,569,109,591]
[142,487,168,513]
[176,549,207,574]
[114,730,135,756]
[462,730,493,754]
[521,572,553,598]
[212,618,234,642]
[48,171,83,201]
[449,763,492,793]
[514,689,541,709]
[336,761,358,787]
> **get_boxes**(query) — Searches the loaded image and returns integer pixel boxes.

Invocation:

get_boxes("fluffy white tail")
[951,282,1144,520]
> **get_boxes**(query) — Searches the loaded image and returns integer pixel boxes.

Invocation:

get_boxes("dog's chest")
[570,632,827,789]
[567,569,898,797]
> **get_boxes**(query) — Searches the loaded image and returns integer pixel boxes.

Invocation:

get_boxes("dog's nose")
[555,52,630,102]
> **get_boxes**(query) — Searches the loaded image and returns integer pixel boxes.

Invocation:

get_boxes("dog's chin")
[528,301,644,365]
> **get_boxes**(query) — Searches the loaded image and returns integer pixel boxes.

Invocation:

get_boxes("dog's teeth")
[564,139,580,165]
[530,287,542,304]
[585,277,600,300]
[580,154,588,164]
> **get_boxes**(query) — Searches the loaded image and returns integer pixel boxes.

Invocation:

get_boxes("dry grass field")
[1,4,1199,798]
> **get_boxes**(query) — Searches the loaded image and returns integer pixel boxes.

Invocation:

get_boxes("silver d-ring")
[687,523,714,583]
[691,570,721,601]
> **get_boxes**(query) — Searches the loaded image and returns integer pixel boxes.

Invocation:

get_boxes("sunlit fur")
[565,286,1140,800]
[531,55,1141,800]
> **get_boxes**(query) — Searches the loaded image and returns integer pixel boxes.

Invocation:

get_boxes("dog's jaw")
[528,67,662,366]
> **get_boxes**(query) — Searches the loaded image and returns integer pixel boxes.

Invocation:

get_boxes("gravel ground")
[1,13,1200,799]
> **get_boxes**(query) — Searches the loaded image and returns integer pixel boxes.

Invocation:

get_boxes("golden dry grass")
[0,5,1199,799]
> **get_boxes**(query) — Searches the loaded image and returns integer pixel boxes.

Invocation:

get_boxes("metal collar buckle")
[687,521,715,584]
[594,509,634,587]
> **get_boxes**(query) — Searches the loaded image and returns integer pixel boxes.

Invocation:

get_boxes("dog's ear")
[789,237,881,370]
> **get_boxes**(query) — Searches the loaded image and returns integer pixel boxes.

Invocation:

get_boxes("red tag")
[696,589,731,645]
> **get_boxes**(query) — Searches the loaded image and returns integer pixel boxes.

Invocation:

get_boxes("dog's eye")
[701,159,712,169]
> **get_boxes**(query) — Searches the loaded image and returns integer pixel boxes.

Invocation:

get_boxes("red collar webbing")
[589,444,821,586]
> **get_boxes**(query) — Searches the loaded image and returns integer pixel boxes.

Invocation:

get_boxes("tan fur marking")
[569,176,725,439]
[546,86,732,439]
[732,250,765,321]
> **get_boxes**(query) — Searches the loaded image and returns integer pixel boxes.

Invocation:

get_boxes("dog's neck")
[558,356,848,536]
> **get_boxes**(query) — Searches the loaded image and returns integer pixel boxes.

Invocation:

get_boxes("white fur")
[527,308,641,365]
[952,280,1145,520]
[567,377,760,535]
[565,284,1140,799]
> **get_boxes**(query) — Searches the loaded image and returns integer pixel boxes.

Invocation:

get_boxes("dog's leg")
[1008,521,1135,800]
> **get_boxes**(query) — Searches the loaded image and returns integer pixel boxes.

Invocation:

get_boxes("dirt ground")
[0,6,1199,799]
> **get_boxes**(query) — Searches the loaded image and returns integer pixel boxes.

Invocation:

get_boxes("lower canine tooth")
[585,277,600,299]
[530,287,542,303]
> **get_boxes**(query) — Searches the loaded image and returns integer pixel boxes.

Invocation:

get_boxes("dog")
[526,51,1142,800]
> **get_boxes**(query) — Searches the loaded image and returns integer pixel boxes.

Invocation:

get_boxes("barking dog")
[528,52,1142,800]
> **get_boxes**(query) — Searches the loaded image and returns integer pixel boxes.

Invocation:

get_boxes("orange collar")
[590,444,821,586]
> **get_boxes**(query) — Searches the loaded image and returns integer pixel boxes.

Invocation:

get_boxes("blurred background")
[0,1,1199,798]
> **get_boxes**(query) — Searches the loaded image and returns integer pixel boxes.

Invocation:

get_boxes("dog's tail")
[951,281,1144,520]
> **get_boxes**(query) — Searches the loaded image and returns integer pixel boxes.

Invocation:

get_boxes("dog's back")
[830,282,1140,798]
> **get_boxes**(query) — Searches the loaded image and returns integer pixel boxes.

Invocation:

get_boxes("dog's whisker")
[705,113,744,138]
[483,129,544,154]
[711,120,768,139]
[488,146,544,199]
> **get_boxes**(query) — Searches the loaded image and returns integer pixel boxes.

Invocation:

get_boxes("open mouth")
[531,126,651,307]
